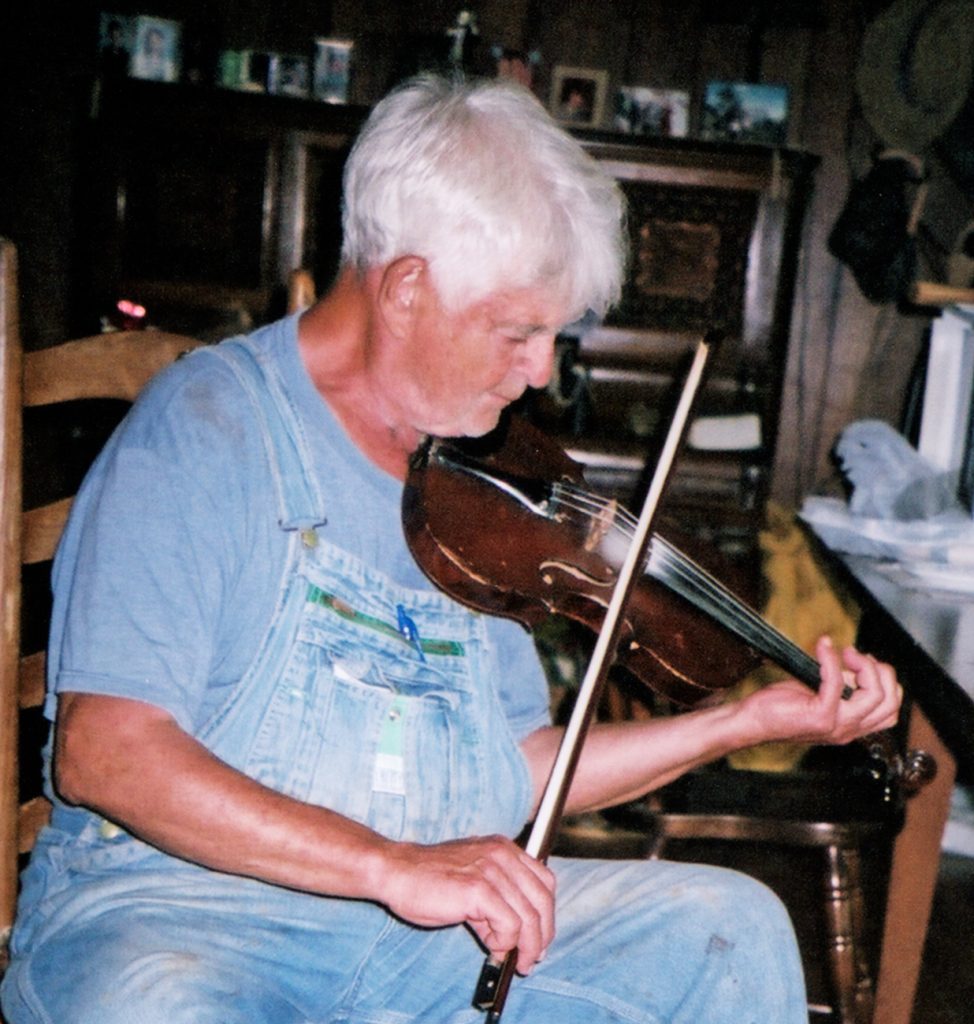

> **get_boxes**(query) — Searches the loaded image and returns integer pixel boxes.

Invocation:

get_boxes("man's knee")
[676,864,797,949]
[3,940,283,1024]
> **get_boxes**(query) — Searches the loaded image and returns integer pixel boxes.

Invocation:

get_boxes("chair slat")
[18,653,45,711]
[17,798,51,857]
[22,499,72,567]
[0,239,23,937]
[24,331,203,407]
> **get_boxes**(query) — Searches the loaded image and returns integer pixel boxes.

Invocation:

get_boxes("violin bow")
[473,338,713,1022]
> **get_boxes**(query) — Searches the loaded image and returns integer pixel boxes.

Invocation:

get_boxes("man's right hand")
[376,835,556,974]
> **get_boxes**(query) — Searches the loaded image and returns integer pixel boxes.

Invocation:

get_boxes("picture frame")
[268,54,310,99]
[613,87,689,138]
[701,81,789,145]
[97,13,135,82]
[313,39,354,104]
[217,50,247,90]
[129,15,181,84]
[550,66,609,128]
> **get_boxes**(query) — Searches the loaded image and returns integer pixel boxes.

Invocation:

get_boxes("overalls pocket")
[244,598,477,845]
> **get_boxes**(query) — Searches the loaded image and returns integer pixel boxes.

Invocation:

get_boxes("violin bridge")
[584,498,617,553]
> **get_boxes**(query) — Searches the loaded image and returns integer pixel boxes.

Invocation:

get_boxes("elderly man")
[2,75,900,1024]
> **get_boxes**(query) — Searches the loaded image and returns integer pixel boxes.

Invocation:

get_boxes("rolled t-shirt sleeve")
[53,455,223,731]
[47,355,267,734]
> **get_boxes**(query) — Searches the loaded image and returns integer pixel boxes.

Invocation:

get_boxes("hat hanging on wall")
[828,151,927,303]
[856,0,974,153]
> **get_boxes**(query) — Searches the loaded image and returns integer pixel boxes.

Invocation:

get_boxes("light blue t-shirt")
[47,315,551,743]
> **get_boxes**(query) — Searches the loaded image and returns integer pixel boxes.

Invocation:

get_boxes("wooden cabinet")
[72,79,365,338]
[526,135,817,562]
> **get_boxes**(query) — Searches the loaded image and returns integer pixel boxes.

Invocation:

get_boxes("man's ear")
[377,255,428,339]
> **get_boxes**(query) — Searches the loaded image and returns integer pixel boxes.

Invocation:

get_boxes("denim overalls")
[1,334,809,1024]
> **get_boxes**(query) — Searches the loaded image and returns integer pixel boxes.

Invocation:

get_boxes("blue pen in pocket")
[396,604,426,661]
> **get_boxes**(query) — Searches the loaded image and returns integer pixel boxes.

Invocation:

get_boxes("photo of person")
[97,13,132,82]
[549,67,608,128]
[269,54,310,98]
[313,39,353,103]
[559,80,594,121]
[130,16,181,84]
[493,46,537,91]
[614,87,689,138]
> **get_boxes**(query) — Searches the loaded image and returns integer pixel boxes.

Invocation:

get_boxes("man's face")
[399,279,569,439]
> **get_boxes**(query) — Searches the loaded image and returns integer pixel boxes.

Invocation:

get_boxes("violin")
[403,412,936,792]
[404,413,761,706]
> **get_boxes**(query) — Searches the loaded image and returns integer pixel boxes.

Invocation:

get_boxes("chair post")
[823,842,875,1024]
[286,269,316,314]
[0,239,23,957]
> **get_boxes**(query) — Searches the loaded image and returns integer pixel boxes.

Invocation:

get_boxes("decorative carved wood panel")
[613,182,758,336]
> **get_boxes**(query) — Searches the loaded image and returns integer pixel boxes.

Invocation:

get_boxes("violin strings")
[549,482,819,684]
[650,538,820,683]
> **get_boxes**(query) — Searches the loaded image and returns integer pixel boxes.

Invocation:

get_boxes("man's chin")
[461,410,505,438]
[429,408,503,440]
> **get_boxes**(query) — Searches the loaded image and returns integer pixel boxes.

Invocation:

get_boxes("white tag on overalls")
[372,696,406,795]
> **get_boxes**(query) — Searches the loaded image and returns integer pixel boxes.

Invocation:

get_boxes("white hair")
[340,74,626,318]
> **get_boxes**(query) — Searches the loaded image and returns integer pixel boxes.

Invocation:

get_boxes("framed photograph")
[701,81,789,145]
[268,54,310,98]
[613,87,689,138]
[97,13,134,82]
[217,50,246,90]
[313,39,354,104]
[550,66,608,128]
[130,16,181,84]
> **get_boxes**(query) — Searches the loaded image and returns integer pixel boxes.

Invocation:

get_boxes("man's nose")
[523,334,556,389]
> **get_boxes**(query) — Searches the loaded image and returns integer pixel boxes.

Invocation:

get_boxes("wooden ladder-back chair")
[0,237,204,965]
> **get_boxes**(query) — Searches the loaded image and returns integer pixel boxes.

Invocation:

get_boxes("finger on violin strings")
[814,635,850,701]
[841,648,900,699]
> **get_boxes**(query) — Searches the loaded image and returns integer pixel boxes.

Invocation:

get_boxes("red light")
[116,299,147,320]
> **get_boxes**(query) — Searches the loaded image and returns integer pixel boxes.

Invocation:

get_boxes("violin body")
[403,414,761,707]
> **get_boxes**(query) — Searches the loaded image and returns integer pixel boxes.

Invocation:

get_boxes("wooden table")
[816,550,974,1024]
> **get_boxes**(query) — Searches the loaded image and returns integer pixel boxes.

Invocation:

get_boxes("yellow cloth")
[726,503,860,771]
